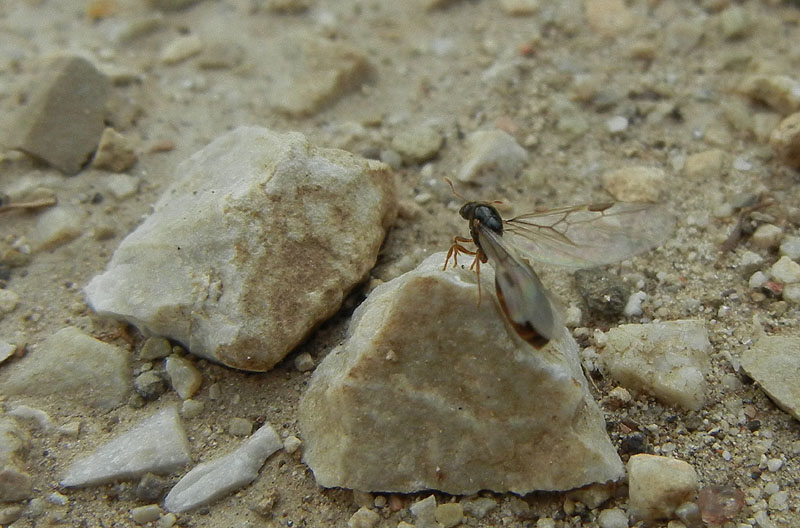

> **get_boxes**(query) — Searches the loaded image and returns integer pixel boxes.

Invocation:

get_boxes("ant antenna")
[444,177,466,201]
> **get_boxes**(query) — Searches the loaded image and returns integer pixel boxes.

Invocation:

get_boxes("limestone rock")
[164,423,281,512]
[0,326,131,409]
[627,454,698,521]
[85,126,396,372]
[8,55,111,174]
[268,33,372,116]
[741,336,800,421]
[61,406,191,487]
[457,130,528,183]
[299,253,624,495]
[601,320,710,411]
[91,127,137,172]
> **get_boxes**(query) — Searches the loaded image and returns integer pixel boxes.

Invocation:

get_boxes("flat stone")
[299,253,624,495]
[780,236,800,260]
[683,149,727,180]
[499,0,539,15]
[140,337,172,361]
[0,289,19,316]
[92,127,137,172]
[627,454,698,521]
[741,336,800,421]
[601,166,666,202]
[131,504,162,524]
[348,506,380,528]
[8,55,111,174]
[740,75,800,115]
[160,34,203,65]
[0,326,131,408]
[268,33,372,116]
[61,406,191,487]
[85,126,395,372]
[164,423,281,512]
[456,129,528,183]
[601,320,711,411]
[769,112,800,168]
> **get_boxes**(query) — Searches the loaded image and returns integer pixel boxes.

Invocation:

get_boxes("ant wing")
[503,202,675,269]
[477,225,561,348]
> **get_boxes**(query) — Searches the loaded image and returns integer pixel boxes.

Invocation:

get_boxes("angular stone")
[85,126,396,371]
[91,127,137,172]
[164,355,202,399]
[299,253,624,495]
[628,454,698,521]
[601,320,710,411]
[61,406,191,487]
[0,326,131,408]
[456,130,528,183]
[741,75,800,115]
[8,56,111,174]
[683,149,727,180]
[268,33,372,116]
[164,423,281,512]
[741,336,800,421]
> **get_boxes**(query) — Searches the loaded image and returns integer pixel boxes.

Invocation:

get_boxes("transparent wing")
[477,225,561,347]
[504,202,675,269]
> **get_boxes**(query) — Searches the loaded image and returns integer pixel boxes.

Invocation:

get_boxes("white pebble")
[769,256,800,284]
[751,224,783,249]
[623,291,646,317]
[749,271,768,289]
[733,157,752,171]
[131,504,163,524]
[283,435,302,454]
[782,283,800,304]
[767,458,783,472]
[0,289,20,314]
[597,507,628,528]
[294,352,315,372]
[779,236,800,260]
[606,116,629,133]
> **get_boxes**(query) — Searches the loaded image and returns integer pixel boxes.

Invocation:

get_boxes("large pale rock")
[601,320,710,411]
[61,406,191,487]
[164,423,282,512]
[0,326,131,408]
[85,126,396,371]
[299,253,624,495]
[740,336,800,421]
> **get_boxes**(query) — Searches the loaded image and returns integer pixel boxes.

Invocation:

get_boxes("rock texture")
[7,55,111,174]
[164,423,282,512]
[627,454,698,521]
[85,126,396,372]
[61,406,191,487]
[741,335,800,421]
[601,320,710,411]
[0,326,131,408]
[299,253,624,495]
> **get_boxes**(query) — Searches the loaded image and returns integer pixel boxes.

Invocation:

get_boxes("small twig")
[0,197,57,214]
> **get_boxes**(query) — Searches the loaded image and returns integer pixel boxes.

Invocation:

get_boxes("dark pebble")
[574,269,630,317]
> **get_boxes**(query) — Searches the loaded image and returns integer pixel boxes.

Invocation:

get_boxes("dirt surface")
[1,0,800,526]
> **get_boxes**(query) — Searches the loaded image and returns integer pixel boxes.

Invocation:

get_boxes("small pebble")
[766,458,783,472]
[608,386,632,405]
[697,486,744,524]
[160,34,203,65]
[601,166,666,202]
[35,206,85,250]
[105,174,140,200]
[606,115,628,133]
[461,497,497,518]
[768,490,788,511]
[92,127,137,172]
[156,513,178,528]
[294,352,315,372]
[623,291,646,317]
[140,337,172,360]
[769,256,800,284]
[782,283,800,304]
[134,370,168,401]
[180,398,204,418]
[597,507,628,528]
[683,149,727,180]
[720,5,751,40]
[498,0,538,15]
[741,75,800,115]
[0,289,20,314]
[0,340,16,364]
[131,504,162,524]
[229,417,253,436]
[456,129,528,183]
[390,125,443,164]
[283,435,302,454]
[779,236,800,260]
[348,506,380,528]
[373,495,387,508]
[165,355,202,399]
[410,495,437,526]
[751,224,783,249]
[435,503,463,528]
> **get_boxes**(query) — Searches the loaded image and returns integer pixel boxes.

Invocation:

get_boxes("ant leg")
[443,236,476,270]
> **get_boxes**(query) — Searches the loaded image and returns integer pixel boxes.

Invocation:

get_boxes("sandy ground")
[1,0,800,526]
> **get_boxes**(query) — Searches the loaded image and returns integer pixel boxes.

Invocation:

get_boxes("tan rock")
[683,149,727,181]
[299,254,624,494]
[601,166,666,202]
[585,0,634,37]
[769,111,800,168]
[628,454,698,521]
